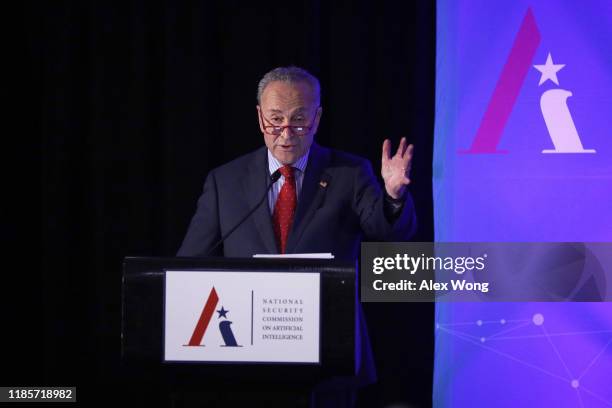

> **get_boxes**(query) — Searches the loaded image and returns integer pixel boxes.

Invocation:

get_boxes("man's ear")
[313,106,323,133]
[256,105,265,133]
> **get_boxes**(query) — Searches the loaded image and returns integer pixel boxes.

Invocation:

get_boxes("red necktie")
[273,165,297,254]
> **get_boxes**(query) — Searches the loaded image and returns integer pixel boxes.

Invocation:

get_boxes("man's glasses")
[259,109,318,136]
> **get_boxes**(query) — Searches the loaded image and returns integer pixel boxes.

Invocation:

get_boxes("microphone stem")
[205,174,280,256]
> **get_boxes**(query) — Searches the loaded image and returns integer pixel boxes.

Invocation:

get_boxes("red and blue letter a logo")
[186,287,240,347]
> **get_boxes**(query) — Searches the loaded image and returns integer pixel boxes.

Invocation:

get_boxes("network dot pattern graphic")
[436,312,612,407]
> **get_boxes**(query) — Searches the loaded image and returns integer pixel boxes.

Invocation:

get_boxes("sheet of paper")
[253,253,334,259]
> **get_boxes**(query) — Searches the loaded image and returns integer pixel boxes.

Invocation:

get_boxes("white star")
[533,53,565,86]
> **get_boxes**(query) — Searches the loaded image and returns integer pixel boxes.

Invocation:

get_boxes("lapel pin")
[319,180,328,188]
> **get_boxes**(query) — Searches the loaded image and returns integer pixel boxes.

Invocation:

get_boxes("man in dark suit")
[178,66,416,259]
[176,66,417,408]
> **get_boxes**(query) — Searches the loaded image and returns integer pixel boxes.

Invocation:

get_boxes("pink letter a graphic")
[462,8,541,154]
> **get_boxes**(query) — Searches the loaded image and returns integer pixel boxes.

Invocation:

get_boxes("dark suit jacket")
[178,143,416,259]
[177,143,417,398]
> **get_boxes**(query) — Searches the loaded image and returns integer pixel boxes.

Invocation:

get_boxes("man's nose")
[280,126,294,138]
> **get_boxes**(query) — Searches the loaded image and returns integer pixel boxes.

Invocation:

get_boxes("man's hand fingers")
[400,137,410,156]
[404,144,414,166]
[395,137,407,158]
[405,143,414,159]
[382,139,391,162]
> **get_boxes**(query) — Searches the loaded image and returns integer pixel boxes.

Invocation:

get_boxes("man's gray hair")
[257,66,321,105]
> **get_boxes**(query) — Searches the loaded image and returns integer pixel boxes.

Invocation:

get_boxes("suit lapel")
[285,144,331,253]
[242,147,278,254]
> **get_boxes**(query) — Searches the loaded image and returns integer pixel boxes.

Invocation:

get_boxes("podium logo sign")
[164,271,320,363]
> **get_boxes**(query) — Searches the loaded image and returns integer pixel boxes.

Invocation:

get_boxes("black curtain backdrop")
[39,1,435,407]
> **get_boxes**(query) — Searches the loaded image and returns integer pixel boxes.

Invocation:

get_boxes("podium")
[121,257,360,407]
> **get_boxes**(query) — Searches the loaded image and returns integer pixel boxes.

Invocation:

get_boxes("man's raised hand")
[381,137,414,199]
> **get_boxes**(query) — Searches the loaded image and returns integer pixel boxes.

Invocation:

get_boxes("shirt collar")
[267,148,310,176]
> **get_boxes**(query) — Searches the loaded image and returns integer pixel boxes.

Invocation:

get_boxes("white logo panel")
[164,271,320,363]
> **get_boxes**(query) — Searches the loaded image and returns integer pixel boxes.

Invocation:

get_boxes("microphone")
[206,169,282,256]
